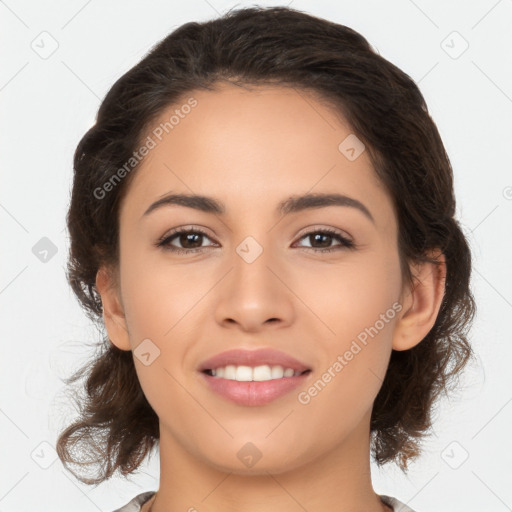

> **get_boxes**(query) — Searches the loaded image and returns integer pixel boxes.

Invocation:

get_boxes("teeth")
[209,364,302,381]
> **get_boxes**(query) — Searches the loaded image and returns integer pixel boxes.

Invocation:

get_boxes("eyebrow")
[142,192,375,224]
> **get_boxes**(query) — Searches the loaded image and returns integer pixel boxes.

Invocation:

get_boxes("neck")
[149,410,390,512]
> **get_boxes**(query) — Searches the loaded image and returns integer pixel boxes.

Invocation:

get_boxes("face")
[108,83,410,474]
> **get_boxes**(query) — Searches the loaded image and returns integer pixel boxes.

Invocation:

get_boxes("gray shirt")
[113,491,417,511]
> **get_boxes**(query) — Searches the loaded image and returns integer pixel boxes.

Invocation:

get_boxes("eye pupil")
[311,233,331,247]
[181,233,202,248]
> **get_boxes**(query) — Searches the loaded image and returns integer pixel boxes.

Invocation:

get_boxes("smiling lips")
[198,348,312,406]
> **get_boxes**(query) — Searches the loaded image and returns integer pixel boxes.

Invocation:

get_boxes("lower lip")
[199,371,311,406]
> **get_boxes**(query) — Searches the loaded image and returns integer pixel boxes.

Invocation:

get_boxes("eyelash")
[155,226,355,255]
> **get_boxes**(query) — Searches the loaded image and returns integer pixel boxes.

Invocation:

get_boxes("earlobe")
[95,266,132,351]
[392,250,446,351]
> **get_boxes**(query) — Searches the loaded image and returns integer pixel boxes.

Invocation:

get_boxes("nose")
[213,239,295,333]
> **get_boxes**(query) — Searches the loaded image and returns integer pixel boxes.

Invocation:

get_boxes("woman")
[56,6,475,512]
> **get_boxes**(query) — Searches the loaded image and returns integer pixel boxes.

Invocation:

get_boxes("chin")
[198,441,312,476]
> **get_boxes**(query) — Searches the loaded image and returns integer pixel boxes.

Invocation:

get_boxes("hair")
[56,5,476,484]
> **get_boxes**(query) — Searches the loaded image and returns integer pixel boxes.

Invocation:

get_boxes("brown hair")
[56,5,476,484]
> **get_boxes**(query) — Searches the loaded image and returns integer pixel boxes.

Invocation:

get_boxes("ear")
[392,249,446,351]
[95,265,131,351]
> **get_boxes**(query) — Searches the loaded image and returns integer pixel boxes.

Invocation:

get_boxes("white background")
[1,1,511,511]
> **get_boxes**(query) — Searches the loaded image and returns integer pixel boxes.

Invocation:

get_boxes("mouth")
[197,348,313,406]
[198,363,312,407]
[201,366,312,380]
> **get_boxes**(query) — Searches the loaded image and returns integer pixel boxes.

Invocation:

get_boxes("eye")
[155,226,355,254]
[294,228,355,253]
[156,226,216,254]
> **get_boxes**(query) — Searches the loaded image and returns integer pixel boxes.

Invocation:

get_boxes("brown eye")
[156,227,355,255]
[156,228,216,254]
[295,229,355,253]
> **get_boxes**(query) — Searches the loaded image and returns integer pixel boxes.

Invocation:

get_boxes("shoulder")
[379,494,418,512]
[112,491,156,512]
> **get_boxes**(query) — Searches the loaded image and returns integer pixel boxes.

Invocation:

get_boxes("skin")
[97,83,446,512]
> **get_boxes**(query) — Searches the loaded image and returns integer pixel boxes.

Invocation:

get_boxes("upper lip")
[198,348,312,373]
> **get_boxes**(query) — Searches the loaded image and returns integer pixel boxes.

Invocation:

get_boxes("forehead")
[120,83,396,233]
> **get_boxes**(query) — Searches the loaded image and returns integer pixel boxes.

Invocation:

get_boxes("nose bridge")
[231,232,278,295]
[214,229,294,329]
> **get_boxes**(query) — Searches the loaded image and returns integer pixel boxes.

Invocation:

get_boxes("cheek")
[118,237,205,342]
[117,252,201,415]
[299,247,402,342]
[306,248,401,389]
